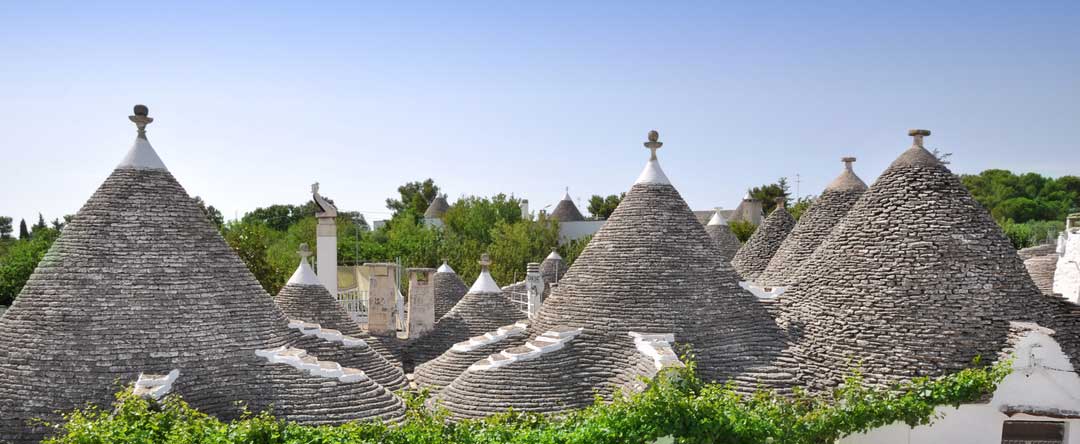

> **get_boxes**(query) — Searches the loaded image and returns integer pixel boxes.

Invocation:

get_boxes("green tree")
[18,219,29,240]
[729,220,757,243]
[586,193,624,220]
[32,213,47,234]
[961,170,1078,223]
[488,219,560,284]
[0,227,60,305]
[442,194,523,246]
[223,220,284,294]
[749,177,791,215]
[557,234,592,268]
[385,179,440,219]
[193,196,225,231]
[0,217,12,240]
[789,195,815,220]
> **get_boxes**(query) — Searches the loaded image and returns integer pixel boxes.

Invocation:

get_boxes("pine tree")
[18,219,29,239]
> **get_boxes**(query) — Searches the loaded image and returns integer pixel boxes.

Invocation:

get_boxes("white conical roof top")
[437,261,456,274]
[286,244,320,286]
[468,268,501,294]
[707,210,728,226]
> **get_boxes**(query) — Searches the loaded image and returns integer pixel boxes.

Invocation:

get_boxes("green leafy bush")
[1000,219,1065,249]
[45,361,1008,444]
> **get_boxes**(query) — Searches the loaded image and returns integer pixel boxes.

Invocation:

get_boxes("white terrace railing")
[507,287,530,316]
[336,287,369,326]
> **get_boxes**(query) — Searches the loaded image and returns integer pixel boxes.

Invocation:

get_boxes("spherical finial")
[128,104,154,140]
[297,243,313,259]
[643,130,663,160]
[478,253,492,269]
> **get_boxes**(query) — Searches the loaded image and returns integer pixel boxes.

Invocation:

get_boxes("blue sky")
[1,1,1077,225]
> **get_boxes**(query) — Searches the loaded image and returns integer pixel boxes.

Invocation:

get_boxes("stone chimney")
[520,199,530,220]
[909,129,931,148]
[842,156,856,172]
[525,262,543,317]
[775,196,787,210]
[365,263,397,336]
[312,182,338,297]
[406,268,436,338]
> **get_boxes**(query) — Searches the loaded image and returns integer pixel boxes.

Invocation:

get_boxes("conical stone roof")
[539,249,566,283]
[434,131,784,419]
[274,245,407,390]
[405,255,526,368]
[433,260,468,319]
[731,199,796,281]
[549,189,585,222]
[424,195,450,219]
[757,158,867,286]
[777,130,1052,389]
[0,106,404,443]
[704,210,741,262]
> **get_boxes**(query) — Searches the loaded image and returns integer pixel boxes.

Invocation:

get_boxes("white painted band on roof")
[468,269,502,294]
[132,369,180,400]
[451,321,529,353]
[629,331,684,371]
[286,319,369,348]
[286,258,322,286]
[254,346,369,383]
[634,159,671,185]
[437,262,456,273]
[738,281,786,299]
[467,326,583,372]
[118,137,168,170]
[546,250,563,260]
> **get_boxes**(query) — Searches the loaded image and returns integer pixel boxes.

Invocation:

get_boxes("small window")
[1001,420,1065,444]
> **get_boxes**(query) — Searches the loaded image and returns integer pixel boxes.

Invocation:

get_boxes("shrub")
[45,361,1009,444]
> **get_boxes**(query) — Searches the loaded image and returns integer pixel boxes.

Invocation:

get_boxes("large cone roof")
[757,163,867,286]
[731,205,796,281]
[0,124,403,442]
[436,142,783,418]
[777,141,1051,389]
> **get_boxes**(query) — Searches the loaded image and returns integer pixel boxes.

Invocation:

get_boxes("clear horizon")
[2,1,1077,225]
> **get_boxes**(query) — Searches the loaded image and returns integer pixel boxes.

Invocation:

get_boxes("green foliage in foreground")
[1000,219,1066,249]
[45,361,1008,444]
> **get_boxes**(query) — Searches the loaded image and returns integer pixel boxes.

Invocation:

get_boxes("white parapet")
[254,346,369,383]
[1053,226,1080,302]
[629,331,684,371]
[132,369,180,400]
[468,326,583,372]
[451,321,529,353]
[287,319,369,348]
[738,281,786,299]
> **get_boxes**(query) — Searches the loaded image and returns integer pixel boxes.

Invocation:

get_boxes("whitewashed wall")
[840,326,1080,444]
[1055,228,1080,302]
[559,220,605,242]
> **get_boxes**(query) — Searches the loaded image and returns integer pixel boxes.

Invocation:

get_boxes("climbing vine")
[44,360,1008,444]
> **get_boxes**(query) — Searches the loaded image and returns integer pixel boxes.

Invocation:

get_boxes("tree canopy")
[385,178,440,219]
[960,169,1079,223]
[749,177,791,215]
[587,194,624,220]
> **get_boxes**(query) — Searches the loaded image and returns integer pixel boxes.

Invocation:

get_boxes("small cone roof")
[705,209,741,262]
[405,255,526,368]
[274,245,407,390]
[757,158,867,286]
[424,195,450,219]
[550,189,586,222]
[731,199,796,281]
[433,260,468,319]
